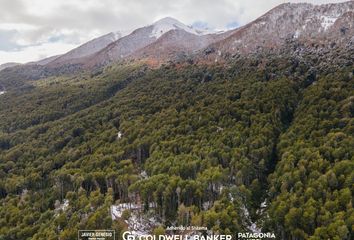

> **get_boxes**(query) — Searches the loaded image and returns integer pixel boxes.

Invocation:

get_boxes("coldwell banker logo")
[122,231,276,240]
[122,231,232,240]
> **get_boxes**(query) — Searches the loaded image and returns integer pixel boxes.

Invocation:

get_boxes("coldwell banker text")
[122,232,276,240]
[122,232,232,240]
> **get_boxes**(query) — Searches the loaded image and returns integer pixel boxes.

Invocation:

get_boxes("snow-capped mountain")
[149,17,202,38]
[84,17,218,67]
[1,1,353,74]
[77,1,354,68]
[203,1,354,60]
[130,28,232,64]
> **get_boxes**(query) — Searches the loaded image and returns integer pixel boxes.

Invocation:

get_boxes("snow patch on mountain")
[54,199,69,216]
[111,203,140,220]
[117,131,123,140]
[112,31,122,41]
[194,26,223,35]
[111,203,159,235]
[241,205,262,234]
[294,30,301,38]
[320,16,338,30]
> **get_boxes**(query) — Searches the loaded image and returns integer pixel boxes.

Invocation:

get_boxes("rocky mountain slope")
[84,17,220,67]
[47,32,124,67]
[130,29,232,65]
[202,1,354,61]
[0,63,20,71]
[30,55,62,65]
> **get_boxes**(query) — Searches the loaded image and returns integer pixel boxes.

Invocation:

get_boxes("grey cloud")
[0,30,22,51]
[1,0,350,34]
[0,0,41,26]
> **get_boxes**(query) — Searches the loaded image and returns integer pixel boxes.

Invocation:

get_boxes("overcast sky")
[0,0,349,64]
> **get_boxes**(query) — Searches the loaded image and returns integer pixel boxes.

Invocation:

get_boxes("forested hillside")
[267,71,354,239]
[0,44,353,240]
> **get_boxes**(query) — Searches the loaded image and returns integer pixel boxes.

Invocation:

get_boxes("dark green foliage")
[267,73,354,239]
[0,56,352,239]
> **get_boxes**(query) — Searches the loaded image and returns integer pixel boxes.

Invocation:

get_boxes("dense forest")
[0,51,353,240]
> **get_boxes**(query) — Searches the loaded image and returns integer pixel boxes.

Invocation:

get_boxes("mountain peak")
[150,17,200,38]
[153,17,181,25]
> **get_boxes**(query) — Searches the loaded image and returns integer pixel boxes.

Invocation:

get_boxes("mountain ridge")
[199,1,354,63]
[0,2,353,82]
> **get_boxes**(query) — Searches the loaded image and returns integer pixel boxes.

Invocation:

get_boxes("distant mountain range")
[1,1,353,75]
